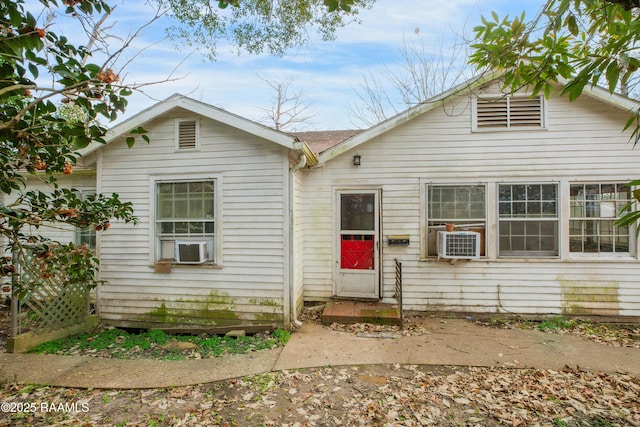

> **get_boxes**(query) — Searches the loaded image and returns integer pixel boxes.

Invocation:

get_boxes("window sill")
[419,256,637,263]
[174,147,201,153]
[150,262,223,270]
[420,257,488,262]
[566,254,637,262]
[471,126,547,133]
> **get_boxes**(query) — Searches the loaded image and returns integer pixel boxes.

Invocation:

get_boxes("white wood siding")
[303,91,640,317]
[97,109,288,328]
[2,173,96,245]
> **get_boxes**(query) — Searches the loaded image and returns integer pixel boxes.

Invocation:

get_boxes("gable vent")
[177,120,197,150]
[476,96,543,129]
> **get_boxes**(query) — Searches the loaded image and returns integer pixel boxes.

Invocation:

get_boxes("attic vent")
[476,96,543,129]
[177,120,198,150]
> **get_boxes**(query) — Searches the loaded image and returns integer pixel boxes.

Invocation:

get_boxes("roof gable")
[81,94,307,158]
[318,73,640,164]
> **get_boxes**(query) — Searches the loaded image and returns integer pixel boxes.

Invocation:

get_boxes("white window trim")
[174,118,200,152]
[496,181,560,259]
[471,95,547,132]
[75,189,96,249]
[149,173,223,268]
[421,178,638,262]
[564,180,638,260]
[420,179,489,260]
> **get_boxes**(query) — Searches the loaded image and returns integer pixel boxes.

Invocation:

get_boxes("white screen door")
[336,190,380,299]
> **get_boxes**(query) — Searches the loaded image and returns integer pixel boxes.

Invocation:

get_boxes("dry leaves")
[2,306,639,426]
[2,364,639,426]
[302,306,640,349]
[475,317,640,349]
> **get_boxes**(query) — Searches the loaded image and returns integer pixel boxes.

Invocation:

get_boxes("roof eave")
[579,84,640,112]
[79,94,301,158]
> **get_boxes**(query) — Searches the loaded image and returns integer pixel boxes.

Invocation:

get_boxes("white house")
[76,94,317,331]
[15,75,640,330]
[301,75,640,318]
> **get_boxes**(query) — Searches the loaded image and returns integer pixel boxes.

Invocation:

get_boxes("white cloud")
[33,0,544,131]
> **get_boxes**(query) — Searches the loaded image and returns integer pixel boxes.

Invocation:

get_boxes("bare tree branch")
[256,75,318,131]
[349,34,472,127]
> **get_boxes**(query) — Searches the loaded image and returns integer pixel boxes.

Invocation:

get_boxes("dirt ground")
[1,303,639,426]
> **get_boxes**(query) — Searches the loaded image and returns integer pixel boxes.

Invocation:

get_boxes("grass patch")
[31,326,290,360]
[537,317,577,332]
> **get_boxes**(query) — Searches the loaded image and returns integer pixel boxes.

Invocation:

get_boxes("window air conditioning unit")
[437,231,480,259]
[175,241,208,264]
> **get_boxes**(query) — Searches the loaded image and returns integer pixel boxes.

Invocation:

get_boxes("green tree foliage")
[469,0,640,229]
[0,0,141,296]
[156,0,376,59]
[470,0,640,140]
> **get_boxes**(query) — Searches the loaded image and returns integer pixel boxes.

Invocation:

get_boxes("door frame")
[334,188,382,299]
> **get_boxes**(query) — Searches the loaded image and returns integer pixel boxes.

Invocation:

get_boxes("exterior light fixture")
[352,154,361,166]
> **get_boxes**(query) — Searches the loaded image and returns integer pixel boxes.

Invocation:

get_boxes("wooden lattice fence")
[10,247,90,338]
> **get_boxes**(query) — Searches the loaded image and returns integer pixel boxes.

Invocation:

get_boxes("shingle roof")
[291,130,363,155]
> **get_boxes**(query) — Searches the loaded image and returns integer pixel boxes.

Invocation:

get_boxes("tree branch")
[607,0,640,10]
[0,84,36,99]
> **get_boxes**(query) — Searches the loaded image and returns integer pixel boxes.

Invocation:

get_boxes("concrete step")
[321,301,401,326]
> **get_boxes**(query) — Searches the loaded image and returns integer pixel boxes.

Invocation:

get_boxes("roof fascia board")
[78,94,183,157]
[182,97,299,149]
[579,83,640,112]
[79,94,300,158]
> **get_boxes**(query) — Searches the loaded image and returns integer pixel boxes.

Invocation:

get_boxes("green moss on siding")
[145,292,239,325]
[558,277,620,315]
[247,298,280,307]
[148,303,170,319]
[254,312,284,322]
[144,292,284,326]
[248,298,283,322]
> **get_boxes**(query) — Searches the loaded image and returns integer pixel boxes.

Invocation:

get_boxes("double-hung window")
[498,183,558,257]
[569,183,631,253]
[156,180,215,262]
[426,184,486,256]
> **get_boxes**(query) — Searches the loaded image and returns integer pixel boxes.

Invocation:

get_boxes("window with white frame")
[498,183,558,257]
[426,184,486,256]
[569,183,632,253]
[474,96,544,130]
[176,119,199,151]
[156,180,215,262]
[77,191,96,250]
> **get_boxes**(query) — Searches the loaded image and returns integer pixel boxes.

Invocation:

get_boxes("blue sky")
[49,1,544,131]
